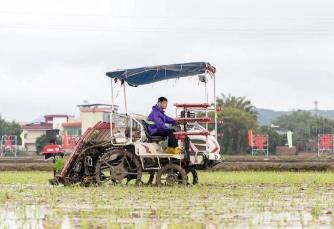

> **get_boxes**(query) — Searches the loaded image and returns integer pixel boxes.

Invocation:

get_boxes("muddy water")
[1,183,334,228]
[0,205,46,229]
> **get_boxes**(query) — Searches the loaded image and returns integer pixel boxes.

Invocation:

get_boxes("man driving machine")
[147,97,182,154]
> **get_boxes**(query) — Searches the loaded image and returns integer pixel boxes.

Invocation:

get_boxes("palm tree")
[216,94,257,119]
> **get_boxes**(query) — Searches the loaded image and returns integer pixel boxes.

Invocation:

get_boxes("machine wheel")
[185,167,198,185]
[95,149,142,185]
[137,171,155,185]
[139,171,155,185]
[81,176,96,187]
[48,178,59,186]
[156,164,187,186]
[147,171,155,185]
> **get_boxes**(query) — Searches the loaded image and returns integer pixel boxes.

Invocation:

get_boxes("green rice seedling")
[311,201,322,222]
[2,171,334,228]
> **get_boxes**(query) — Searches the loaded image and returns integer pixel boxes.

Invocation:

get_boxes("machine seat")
[141,120,166,142]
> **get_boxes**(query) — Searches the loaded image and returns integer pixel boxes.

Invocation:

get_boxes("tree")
[216,94,257,119]
[0,115,22,145]
[256,125,285,152]
[207,94,258,154]
[273,110,334,152]
[219,107,257,153]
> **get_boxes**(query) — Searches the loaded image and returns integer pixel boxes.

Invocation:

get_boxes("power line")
[1,24,334,34]
[1,10,334,22]
[314,100,319,117]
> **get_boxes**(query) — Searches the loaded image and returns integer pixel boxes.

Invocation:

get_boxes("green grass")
[1,171,334,228]
[1,171,334,185]
[0,171,52,184]
[200,171,334,184]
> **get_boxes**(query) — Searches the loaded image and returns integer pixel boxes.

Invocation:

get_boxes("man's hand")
[171,124,181,132]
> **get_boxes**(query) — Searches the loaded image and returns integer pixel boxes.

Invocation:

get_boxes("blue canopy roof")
[106,62,214,87]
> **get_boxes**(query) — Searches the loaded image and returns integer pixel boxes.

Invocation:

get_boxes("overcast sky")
[0,0,333,122]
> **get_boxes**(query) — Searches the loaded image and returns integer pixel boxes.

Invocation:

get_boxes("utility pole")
[314,100,319,139]
[314,100,319,117]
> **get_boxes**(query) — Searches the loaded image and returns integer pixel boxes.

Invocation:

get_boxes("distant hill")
[256,109,334,126]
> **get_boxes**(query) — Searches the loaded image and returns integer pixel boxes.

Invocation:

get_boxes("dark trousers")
[154,129,178,148]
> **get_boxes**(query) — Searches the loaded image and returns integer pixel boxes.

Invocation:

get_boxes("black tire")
[156,164,187,186]
[80,176,95,187]
[186,167,199,185]
[48,178,59,186]
[95,150,142,185]
[137,171,155,185]
[147,171,155,185]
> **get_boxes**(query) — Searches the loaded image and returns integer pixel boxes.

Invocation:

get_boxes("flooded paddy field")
[1,171,334,228]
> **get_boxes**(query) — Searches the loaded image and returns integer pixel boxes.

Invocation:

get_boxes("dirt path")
[0,156,53,171]
[1,154,334,171]
[212,154,334,171]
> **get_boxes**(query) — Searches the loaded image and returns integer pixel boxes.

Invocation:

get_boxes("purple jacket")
[147,104,177,135]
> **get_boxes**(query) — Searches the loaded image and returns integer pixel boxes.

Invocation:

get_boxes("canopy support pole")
[110,78,114,142]
[204,77,209,154]
[123,83,128,115]
[214,74,217,140]
[205,80,208,130]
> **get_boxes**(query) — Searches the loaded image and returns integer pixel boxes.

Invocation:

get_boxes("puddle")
[0,205,46,229]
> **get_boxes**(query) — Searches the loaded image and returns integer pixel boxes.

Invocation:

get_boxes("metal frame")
[174,105,213,163]
[55,64,220,186]
[251,134,269,157]
[317,134,334,156]
[109,113,144,146]
[109,69,218,147]
[106,66,219,178]
[139,154,183,171]
[0,135,18,157]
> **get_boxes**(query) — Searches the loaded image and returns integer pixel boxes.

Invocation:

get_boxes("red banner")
[248,129,253,147]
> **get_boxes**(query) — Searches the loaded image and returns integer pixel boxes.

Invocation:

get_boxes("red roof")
[44,114,73,119]
[80,108,111,113]
[62,122,82,128]
[22,123,53,130]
